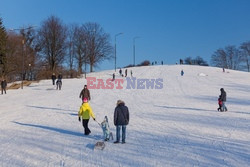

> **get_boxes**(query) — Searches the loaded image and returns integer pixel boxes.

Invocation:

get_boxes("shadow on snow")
[27,105,76,112]
[12,121,101,140]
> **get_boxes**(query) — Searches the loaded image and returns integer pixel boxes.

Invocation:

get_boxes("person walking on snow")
[114,100,129,144]
[51,73,56,85]
[219,88,228,111]
[79,85,91,102]
[1,78,7,94]
[78,98,95,135]
[119,68,122,76]
[56,79,62,90]
[125,69,128,77]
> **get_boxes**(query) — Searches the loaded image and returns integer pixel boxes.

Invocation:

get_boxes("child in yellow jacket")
[78,98,95,135]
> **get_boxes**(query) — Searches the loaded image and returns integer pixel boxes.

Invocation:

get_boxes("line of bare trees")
[0,15,113,82]
[211,42,250,72]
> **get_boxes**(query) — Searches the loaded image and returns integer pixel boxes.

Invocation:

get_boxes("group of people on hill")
[78,85,130,144]
[112,68,133,80]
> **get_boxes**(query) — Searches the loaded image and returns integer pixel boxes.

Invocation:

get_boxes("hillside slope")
[0,65,250,167]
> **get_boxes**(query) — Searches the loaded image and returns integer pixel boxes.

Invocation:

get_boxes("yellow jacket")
[78,102,95,120]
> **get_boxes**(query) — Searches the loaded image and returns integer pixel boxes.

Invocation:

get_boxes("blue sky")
[1,0,250,71]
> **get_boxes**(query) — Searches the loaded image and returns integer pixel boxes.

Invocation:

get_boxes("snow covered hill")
[1,65,250,167]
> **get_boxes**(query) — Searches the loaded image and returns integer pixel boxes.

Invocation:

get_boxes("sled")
[94,141,105,150]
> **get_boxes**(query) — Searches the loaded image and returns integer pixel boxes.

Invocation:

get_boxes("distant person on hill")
[78,98,96,135]
[112,73,115,81]
[219,88,228,112]
[119,68,122,76]
[113,100,129,144]
[1,78,7,94]
[181,70,184,76]
[125,69,128,77]
[130,70,133,77]
[51,73,56,85]
[79,85,91,102]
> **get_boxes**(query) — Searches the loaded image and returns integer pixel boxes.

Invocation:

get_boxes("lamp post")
[133,36,140,66]
[115,33,123,72]
[21,39,25,89]
[84,41,87,79]
[28,64,31,80]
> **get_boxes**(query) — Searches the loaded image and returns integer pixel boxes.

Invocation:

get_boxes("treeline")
[181,56,208,66]
[0,16,113,82]
[211,42,250,72]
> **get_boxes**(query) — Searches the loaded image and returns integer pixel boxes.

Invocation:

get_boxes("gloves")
[78,117,81,122]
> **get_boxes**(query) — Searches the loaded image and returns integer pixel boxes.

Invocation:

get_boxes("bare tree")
[211,48,227,68]
[82,22,113,72]
[5,27,37,81]
[36,15,67,74]
[73,25,86,74]
[20,27,37,80]
[67,24,77,77]
[240,42,250,72]
[211,46,241,70]
[184,56,208,66]
[225,45,241,70]
[184,57,192,65]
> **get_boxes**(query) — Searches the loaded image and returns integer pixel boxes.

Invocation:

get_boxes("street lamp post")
[21,39,25,89]
[28,64,31,80]
[84,41,88,79]
[133,36,140,66]
[115,33,123,72]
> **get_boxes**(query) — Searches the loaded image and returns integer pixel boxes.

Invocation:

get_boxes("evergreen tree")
[0,17,8,76]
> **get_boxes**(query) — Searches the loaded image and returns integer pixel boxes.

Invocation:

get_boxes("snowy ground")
[1,65,250,167]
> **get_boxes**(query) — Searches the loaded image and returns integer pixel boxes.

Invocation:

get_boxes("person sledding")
[78,98,95,135]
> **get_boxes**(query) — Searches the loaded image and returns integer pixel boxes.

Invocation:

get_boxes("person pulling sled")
[78,98,95,135]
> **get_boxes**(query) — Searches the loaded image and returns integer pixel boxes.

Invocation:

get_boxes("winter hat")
[116,100,125,106]
[83,98,88,103]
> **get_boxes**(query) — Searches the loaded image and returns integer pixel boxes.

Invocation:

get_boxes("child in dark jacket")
[217,95,223,111]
